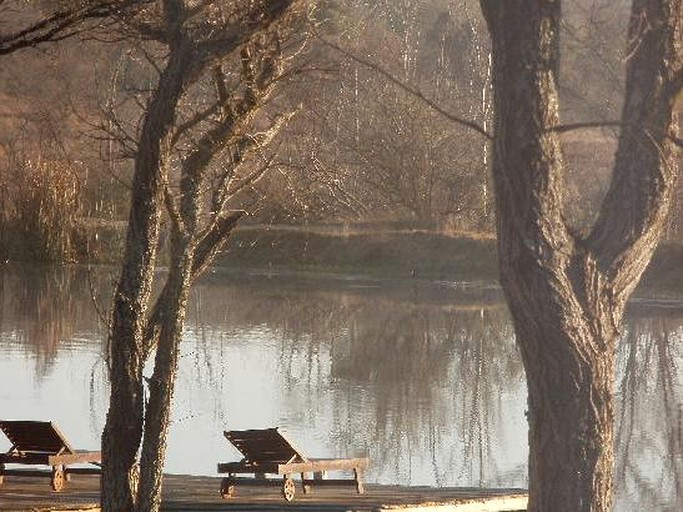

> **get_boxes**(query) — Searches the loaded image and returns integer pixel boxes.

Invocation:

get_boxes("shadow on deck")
[0,474,527,512]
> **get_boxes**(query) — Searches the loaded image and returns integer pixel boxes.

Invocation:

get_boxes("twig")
[316,33,493,141]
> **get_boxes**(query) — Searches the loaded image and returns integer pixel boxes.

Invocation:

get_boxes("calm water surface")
[0,266,681,511]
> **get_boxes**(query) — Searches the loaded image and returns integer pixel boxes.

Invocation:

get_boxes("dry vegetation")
[0,0,680,265]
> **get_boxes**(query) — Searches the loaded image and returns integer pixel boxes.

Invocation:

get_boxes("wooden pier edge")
[376,494,528,511]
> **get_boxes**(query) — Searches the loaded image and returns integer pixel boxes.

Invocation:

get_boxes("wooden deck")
[0,474,527,512]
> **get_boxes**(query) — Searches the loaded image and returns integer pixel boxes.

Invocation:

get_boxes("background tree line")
[1,0,671,264]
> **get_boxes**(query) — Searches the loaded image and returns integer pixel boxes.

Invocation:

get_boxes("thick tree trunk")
[100,123,164,512]
[525,345,615,511]
[479,0,682,510]
[101,38,194,512]
[502,257,619,511]
[136,238,194,512]
[137,130,202,512]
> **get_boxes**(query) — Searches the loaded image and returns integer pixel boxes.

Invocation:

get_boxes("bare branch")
[550,121,683,151]
[170,100,223,146]
[141,210,244,359]
[316,33,492,141]
[0,1,151,55]
[223,132,286,200]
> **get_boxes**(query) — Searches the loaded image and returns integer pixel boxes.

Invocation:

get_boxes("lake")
[0,265,680,511]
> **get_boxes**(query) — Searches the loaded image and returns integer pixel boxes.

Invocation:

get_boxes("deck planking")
[0,474,527,512]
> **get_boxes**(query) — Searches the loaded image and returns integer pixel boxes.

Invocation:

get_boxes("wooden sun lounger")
[217,427,369,502]
[0,420,101,492]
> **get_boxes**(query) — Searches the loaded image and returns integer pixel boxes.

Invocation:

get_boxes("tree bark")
[479,0,682,510]
[101,34,195,512]
[136,230,195,512]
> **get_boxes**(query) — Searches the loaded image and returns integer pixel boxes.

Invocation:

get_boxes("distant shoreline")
[216,226,683,295]
[6,222,683,295]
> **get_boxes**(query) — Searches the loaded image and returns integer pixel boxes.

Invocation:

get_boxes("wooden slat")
[0,453,52,465]
[223,476,285,487]
[217,461,280,474]
[224,428,307,464]
[0,469,52,478]
[1,452,100,467]
[64,467,101,476]
[0,421,72,455]
[301,478,359,487]
[280,457,369,474]
[48,452,101,466]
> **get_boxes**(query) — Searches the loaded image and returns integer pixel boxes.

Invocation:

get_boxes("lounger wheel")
[220,476,236,499]
[51,466,66,492]
[282,476,296,502]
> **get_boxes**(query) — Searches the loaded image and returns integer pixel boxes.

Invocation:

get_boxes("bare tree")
[0,0,148,55]
[479,0,682,510]
[100,1,308,511]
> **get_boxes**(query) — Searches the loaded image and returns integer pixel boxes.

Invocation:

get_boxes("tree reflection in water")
[321,303,525,487]
[1,266,682,509]
[617,307,683,512]
[0,266,107,378]
[186,275,527,487]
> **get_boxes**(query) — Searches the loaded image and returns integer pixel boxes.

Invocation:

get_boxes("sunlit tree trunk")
[101,34,193,512]
[137,190,197,511]
[479,0,682,510]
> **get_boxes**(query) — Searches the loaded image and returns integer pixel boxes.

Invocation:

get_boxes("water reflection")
[0,266,681,511]
[616,306,683,512]
[3,267,118,382]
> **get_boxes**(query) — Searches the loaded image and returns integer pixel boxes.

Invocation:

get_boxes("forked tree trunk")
[101,37,194,512]
[479,0,682,510]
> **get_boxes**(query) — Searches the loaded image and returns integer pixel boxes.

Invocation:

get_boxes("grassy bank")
[219,226,683,294]
[15,220,683,293]
[218,226,499,281]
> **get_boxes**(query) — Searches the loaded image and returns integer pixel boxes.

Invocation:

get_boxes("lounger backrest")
[225,428,308,464]
[0,420,73,455]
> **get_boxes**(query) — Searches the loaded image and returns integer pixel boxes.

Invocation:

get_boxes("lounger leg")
[300,472,310,494]
[313,470,326,480]
[220,475,237,499]
[0,462,4,485]
[353,467,364,494]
